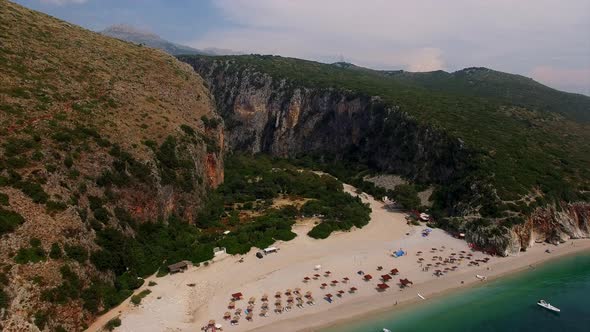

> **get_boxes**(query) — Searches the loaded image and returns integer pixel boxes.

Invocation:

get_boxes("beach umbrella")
[249,297,256,304]
[451,253,457,256]
[364,274,373,280]
[377,266,383,271]
[215,323,222,329]
[321,283,328,288]
[314,274,321,278]
[304,276,311,282]
[275,292,282,298]
[261,294,268,301]
[246,312,253,318]
[350,287,358,293]
[224,312,231,319]
[208,320,215,326]
[294,287,301,293]
[232,316,239,321]
[418,258,424,261]
[331,280,339,285]
[236,308,242,314]
[228,301,236,309]
[342,277,349,283]
[338,290,345,294]
[275,299,282,305]
[390,268,399,275]
[285,289,292,295]
[305,291,312,297]
[288,296,294,302]
[357,270,364,275]
[377,283,389,290]
[261,303,269,309]
[247,305,254,311]
[325,293,333,298]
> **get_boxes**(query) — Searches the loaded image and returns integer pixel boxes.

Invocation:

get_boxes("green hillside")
[190,55,590,204]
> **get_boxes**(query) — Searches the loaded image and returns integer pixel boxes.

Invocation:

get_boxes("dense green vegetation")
[14,238,46,264]
[130,289,151,306]
[77,154,371,313]
[190,55,590,206]
[198,154,371,240]
[104,317,121,331]
[0,208,25,236]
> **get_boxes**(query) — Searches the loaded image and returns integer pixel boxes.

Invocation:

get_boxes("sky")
[13,0,590,95]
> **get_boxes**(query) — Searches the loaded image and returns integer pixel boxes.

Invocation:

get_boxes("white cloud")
[188,0,590,92]
[40,0,88,5]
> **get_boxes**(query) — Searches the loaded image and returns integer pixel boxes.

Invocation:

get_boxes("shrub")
[148,281,157,287]
[49,243,63,259]
[14,246,46,264]
[130,289,151,306]
[0,288,8,309]
[46,200,67,214]
[93,207,110,222]
[180,124,195,136]
[0,208,25,235]
[307,222,333,239]
[34,311,49,330]
[65,244,88,263]
[15,181,48,203]
[0,193,9,206]
[104,317,121,331]
[64,155,74,168]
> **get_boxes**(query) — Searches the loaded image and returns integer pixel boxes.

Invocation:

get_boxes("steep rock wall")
[183,57,473,185]
[508,203,590,254]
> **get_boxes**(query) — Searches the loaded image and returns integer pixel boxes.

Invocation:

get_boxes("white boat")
[417,293,425,300]
[476,274,487,280]
[537,300,560,312]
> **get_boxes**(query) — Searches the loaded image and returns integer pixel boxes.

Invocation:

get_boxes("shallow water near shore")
[322,251,590,332]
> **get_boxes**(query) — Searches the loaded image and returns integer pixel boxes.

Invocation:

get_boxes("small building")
[263,247,278,254]
[168,260,191,273]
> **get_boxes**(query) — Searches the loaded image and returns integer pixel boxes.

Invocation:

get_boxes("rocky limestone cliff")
[508,203,590,254]
[181,56,590,257]
[182,57,474,185]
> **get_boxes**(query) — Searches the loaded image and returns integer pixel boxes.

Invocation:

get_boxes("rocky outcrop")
[182,57,475,185]
[509,202,590,254]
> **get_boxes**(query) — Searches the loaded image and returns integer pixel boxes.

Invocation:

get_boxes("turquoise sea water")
[322,252,590,332]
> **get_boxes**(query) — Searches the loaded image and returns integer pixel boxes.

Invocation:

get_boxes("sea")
[322,252,590,332]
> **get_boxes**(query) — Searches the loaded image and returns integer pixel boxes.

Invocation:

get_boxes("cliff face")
[183,57,473,185]
[182,56,590,256]
[508,203,590,254]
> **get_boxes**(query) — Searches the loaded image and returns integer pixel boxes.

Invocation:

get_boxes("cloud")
[531,66,590,95]
[40,0,88,5]
[188,0,590,92]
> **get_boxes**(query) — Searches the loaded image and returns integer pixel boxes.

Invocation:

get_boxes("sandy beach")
[86,184,590,332]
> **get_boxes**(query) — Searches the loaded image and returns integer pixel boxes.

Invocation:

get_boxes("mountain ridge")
[100,24,240,56]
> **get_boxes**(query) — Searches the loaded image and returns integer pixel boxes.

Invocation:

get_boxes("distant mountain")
[100,24,239,56]
[380,67,590,122]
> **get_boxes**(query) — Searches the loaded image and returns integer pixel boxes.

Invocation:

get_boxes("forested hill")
[184,54,590,204]
[379,67,590,122]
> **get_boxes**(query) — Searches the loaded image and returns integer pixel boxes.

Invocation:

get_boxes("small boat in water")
[537,299,560,313]
[383,329,392,332]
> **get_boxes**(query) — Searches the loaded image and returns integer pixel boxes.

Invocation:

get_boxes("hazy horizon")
[13,0,590,96]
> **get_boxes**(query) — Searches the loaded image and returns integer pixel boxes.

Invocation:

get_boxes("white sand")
[86,184,590,332]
